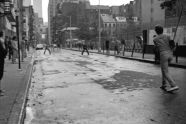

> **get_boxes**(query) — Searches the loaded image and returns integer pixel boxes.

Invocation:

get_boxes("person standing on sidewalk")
[8,37,13,60]
[5,36,9,52]
[21,38,26,62]
[153,25,179,92]
[0,31,7,95]
[105,40,110,55]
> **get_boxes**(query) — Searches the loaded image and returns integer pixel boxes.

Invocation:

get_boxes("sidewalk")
[0,50,34,124]
[69,48,186,69]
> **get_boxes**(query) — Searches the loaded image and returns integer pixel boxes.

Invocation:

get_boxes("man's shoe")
[160,85,167,91]
[0,89,5,96]
[167,86,179,92]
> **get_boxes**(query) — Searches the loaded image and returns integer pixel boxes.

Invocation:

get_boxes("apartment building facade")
[33,0,42,18]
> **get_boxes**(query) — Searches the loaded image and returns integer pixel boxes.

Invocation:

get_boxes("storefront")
[0,0,16,36]
[0,3,5,32]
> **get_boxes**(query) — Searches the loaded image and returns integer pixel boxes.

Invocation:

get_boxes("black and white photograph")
[0,0,186,124]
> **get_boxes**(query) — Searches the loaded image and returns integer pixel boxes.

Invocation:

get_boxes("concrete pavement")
[25,50,186,124]
[0,51,34,124]
[1,48,185,124]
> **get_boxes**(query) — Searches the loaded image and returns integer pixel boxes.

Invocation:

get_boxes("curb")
[66,49,186,69]
[17,52,35,124]
[7,51,35,124]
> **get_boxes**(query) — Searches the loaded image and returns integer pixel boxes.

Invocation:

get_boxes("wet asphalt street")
[25,49,186,124]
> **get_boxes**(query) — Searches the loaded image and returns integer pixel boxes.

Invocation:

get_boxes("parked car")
[36,44,44,50]
[52,44,57,48]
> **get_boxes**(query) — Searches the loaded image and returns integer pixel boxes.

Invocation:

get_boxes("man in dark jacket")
[8,37,13,60]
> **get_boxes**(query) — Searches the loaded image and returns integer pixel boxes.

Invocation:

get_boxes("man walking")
[8,37,13,60]
[21,38,27,62]
[153,25,179,92]
[44,44,51,55]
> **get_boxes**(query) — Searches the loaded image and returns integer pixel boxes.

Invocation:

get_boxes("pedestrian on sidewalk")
[0,31,7,95]
[5,36,9,52]
[121,39,126,56]
[25,39,30,52]
[11,36,18,64]
[114,40,120,55]
[21,37,27,62]
[8,37,13,60]
[105,40,110,55]
[81,42,89,55]
[153,25,179,92]
[44,44,51,55]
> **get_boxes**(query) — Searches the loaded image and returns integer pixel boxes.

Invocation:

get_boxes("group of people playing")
[0,31,28,96]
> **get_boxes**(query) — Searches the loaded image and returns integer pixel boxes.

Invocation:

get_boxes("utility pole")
[16,13,21,69]
[98,0,101,52]
[69,16,72,48]
[16,0,23,70]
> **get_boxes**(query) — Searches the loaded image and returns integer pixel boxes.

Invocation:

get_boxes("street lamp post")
[15,10,21,69]
[69,16,72,49]
[98,0,101,52]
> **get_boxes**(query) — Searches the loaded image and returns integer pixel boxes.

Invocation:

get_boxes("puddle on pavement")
[96,70,161,91]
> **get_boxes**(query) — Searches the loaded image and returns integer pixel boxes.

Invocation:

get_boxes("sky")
[42,0,131,22]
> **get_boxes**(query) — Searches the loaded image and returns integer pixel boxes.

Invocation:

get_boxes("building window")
[109,23,111,28]
[113,24,115,27]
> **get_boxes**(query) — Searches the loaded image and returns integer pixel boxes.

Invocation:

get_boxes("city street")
[25,49,186,124]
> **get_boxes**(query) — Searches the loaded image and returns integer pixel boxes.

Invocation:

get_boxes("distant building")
[100,14,116,39]
[60,0,90,4]
[48,0,63,44]
[115,16,127,39]
[34,13,43,44]
[23,6,31,40]
[40,24,48,42]
[86,5,110,27]
[23,0,32,6]
[139,0,165,29]
[110,6,120,17]
[33,0,42,18]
